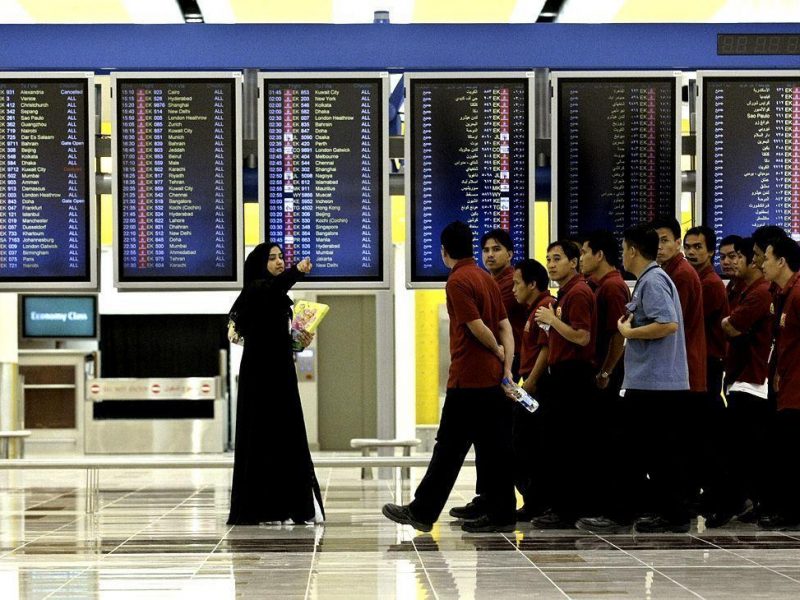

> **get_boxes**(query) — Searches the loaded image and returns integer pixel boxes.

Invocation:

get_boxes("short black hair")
[767,237,800,272]
[623,225,659,261]
[547,240,580,263]
[719,234,743,250]
[685,225,716,254]
[734,237,756,266]
[582,230,620,267]
[514,259,549,292]
[650,216,681,241]
[440,221,474,260]
[753,225,788,252]
[480,228,514,253]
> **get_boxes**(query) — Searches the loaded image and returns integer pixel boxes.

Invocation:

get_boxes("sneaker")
[530,510,575,530]
[461,516,516,533]
[633,515,690,534]
[575,516,632,534]
[382,503,433,533]
[757,514,800,531]
[449,499,486,521]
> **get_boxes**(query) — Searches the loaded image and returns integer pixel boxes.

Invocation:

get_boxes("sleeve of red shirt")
[728,285,771,334]
[492,281,508,322]
[604,285,629,332]
[446,278,482,325]
[672,271,694,314]
[703,278,729,321]
[568,288,594,333]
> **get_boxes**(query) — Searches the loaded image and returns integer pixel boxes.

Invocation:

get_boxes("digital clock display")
[718,34,800,55]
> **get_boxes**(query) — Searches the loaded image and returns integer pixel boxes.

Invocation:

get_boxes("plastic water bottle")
[502,378,540,413]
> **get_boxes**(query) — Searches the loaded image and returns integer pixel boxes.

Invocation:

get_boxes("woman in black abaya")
[227,243,324,525]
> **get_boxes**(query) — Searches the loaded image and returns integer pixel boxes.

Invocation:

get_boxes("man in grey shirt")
[577,224,690,534]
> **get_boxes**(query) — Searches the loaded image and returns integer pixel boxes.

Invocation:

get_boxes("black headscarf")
[228,242,284,335]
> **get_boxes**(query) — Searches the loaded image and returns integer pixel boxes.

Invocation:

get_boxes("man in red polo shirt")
[449,228,529,522]
[720,234,744,305]
[529,240,596,529]
[717,237,774,526]
[383,221,516,533]
[508,258,554,521]
[759,237,800,530]
[580,231,630,398]
[652,216,707,510]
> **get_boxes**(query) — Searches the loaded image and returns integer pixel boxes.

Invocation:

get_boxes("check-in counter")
[85,376,226,453]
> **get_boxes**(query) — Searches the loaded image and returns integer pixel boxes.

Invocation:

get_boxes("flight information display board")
[113,73,242,289]
[699,72,800,243]
[0,74,96,290]
[260,73,389,288]
[407,73,532,286]
[552,72,680,241]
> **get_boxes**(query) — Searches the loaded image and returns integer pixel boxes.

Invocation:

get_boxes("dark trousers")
[727,391,773,510]
[511,373,551,513]
[763,408,800,520]
[627,389,691,523]
[537,360,594,519]
[410,386,515,524]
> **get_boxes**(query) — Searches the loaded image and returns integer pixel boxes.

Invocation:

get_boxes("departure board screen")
[0,77,93,287]
[702,75,800,242]
[263,76,385,284]
[555,76,678,240]
[409,77,530,283]
[115,75,240,287]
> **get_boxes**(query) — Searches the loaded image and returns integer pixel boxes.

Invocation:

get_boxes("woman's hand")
[297,258,313,274]
[296,329,315,349]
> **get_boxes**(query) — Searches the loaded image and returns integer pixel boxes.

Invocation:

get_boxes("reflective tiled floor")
[3,460,800,598]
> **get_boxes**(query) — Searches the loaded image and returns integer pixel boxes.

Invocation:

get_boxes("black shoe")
[758,514,800,531]
[634,515,690,534]
[703,511,735,529]
[461,516,516,533]
[575,516,632,534]
[736,502,759,523]
[382,503,433,532]
[449,499,486,521]
[516,505,547,522]
[530,510,575,530]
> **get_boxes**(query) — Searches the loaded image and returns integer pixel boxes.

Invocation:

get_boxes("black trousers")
[626,389,691,523]
[410,386,515,524]
[727,391,773,510]
[537,360,594,519]
[510,372,551,513]
[763,408,800,520]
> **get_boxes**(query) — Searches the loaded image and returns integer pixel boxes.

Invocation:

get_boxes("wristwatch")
[598,371,609,379]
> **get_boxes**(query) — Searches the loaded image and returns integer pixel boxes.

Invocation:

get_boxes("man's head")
[753,225,788,270]
[512,259,549,306]
[622,224,659,275]
[546,240,579,284]
[440,221,473,266]
[650,216,682,265]
[719,234,742,277]
[684,225,716,270]
[580,230,620,277]
[733,237,758,279]
[762,237,800,286]
[480,229,514,276]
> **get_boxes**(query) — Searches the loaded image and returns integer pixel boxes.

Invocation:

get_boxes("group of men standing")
[383,219,800,534]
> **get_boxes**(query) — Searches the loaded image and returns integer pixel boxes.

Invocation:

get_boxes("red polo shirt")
[493,265,529,358]
[725,277,773,386]
[548,274,596,366]
[592,270,630,368]
[519,292,554,378]
[663,254,707,392]
[697,264,729,360]
[446,258,508,389]
[775,272,800,410]
[727,277,747,310]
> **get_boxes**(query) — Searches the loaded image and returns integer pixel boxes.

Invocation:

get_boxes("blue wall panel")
[0,23,799,71]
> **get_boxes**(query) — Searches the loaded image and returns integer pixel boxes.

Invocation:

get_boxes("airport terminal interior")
[3,0,800,598]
